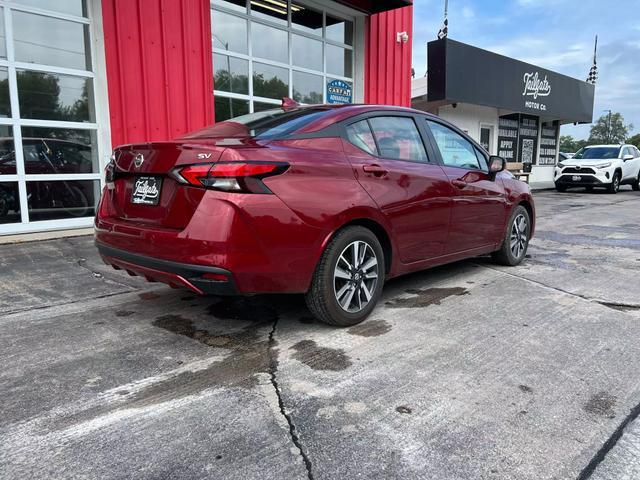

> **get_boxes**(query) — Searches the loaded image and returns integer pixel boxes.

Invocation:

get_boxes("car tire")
[305,226,385,327]
[555,184,567,192]
[607,172,621,194]
[632,172,640,191]
[586,186,594,192]
[491,205,531,266]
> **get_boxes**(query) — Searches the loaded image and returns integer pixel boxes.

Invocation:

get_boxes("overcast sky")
[411,0,640,140]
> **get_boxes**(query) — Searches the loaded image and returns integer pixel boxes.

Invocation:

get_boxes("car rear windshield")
[182,108,331,140]
[573,147,620,159]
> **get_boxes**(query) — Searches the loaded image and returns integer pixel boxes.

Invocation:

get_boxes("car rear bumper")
[97,242,238,295]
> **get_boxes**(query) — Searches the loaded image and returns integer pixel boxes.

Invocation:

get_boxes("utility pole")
[603,109,612,143]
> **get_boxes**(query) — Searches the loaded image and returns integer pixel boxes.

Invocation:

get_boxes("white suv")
[554,144,640,193]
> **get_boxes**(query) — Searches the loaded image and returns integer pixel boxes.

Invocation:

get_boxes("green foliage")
[588,112,633,144]
[559,135,588,153]
[627,133,640,148]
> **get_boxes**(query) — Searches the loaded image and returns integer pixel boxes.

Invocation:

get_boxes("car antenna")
[281,97,300,109]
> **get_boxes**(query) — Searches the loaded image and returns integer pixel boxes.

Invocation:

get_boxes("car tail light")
[171,162,288,194]
[105,153,116,188]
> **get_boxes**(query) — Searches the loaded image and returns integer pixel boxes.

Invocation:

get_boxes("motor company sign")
[522,71,551,112]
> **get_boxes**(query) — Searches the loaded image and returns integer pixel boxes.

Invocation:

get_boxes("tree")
[559,135,588,153]
[627,133,640,149]
[588,112,633,144]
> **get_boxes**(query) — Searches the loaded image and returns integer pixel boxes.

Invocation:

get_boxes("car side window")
[427,120,482,170]
[345,120,377,155]
[634,147,640,157]
[474,147,489,171]
[368,116,428,162]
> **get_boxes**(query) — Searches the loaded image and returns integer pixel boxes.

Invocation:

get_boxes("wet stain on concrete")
[208,297,279,323]
[347,319,392,337]
[139,292,160,300]
[396,406,412,414]
[537,231,640,250]
[386,287,469,308]
[115,310,135,317]
[52,315,275,431]
[519,384,533,393]
[584,391,617,417]
[290,340,352,371]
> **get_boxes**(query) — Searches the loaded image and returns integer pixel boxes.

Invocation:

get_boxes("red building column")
[365,6,413,107]
[101,0,214,148]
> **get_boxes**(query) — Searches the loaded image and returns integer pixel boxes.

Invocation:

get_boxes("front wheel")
[305,226,385,326]
[632,172,640,191]
[492,205,531,266]
[607,172,621,194]
[555,184,567,192]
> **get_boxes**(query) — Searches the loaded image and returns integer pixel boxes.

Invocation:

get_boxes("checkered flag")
[586,35,598,85]
[437,0,448,39]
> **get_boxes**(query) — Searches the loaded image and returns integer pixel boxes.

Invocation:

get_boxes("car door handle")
[451,179,467,189]
[363,164,388,177]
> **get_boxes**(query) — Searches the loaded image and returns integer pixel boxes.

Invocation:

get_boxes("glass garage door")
[211,0,355,121]
[0,0,103,235]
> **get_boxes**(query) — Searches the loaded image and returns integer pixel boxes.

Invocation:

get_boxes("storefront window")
[0,1,101,234]
[212,1,355,118]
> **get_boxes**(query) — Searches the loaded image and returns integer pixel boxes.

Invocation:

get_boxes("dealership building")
[0,0,413,236]
[412,38,595,185]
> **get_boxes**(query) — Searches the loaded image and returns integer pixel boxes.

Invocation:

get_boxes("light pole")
[603,109,612,143]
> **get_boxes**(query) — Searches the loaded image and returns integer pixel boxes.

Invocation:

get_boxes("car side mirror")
[489,156,505,177]
[623,154,634,161]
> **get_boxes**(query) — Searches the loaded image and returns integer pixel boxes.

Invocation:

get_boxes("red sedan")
[95,104,535,326]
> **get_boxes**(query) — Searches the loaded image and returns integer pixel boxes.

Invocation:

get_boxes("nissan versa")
[95,104,535,326]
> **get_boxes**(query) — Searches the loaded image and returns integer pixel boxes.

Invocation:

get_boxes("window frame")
[0,0,106,235]
[211,0,356,119]
[341,111,432,164]
[422,117,490,173]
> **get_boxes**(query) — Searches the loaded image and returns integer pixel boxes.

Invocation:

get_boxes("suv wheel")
[608,172,621,194]
[306,226,385,326]
[633,172,640,191]
[492,205,531,266]
[555,184,567,192]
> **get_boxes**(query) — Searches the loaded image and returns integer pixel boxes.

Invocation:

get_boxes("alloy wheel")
[510,214,528,259]
[333,240,379,313]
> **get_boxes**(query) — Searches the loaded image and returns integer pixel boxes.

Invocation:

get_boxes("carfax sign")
[327,80,352,104]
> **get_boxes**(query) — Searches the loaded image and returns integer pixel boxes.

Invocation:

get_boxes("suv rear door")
[342,113,452,263]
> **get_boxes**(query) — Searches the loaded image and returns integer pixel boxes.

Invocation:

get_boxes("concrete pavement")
[1,187,639,479]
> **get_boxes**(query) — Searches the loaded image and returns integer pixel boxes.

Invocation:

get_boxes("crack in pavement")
[268,319,314,480]
[1,290,137,317]
[577,402,640,479]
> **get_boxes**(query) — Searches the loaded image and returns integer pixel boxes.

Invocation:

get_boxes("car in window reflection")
[0,137,94,175]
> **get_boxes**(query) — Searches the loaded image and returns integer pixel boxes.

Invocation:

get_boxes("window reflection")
[0,182,20,224]
[214,54,249,95]
[250,0,287,25]
[292,34,322,71]
[13,12,91,70]
[251,22,288,63]
[0,128,15,174]
[212,10,248,54]
[212,0,247,13]
[292,71,323,104]
[214,96,249,122]
[0,67,10,117]
[326,16,353,45]
[253,62,288,99]
[13,0,87,17]
[253,101,279,113]
[292,5,323,35]
[326,45,352,77]
[21,127,98,174]
[17,70,95,122]
[26,179,98,221]
[0,8,6,59]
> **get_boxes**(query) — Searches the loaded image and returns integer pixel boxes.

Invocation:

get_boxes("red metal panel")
[365,6,413,107]
[101,0,214,148]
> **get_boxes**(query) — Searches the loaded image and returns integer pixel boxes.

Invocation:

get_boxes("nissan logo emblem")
[133,153,145,168]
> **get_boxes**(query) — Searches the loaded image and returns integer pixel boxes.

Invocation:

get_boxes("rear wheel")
[305,226,385,327]
[492,205,531,266]
[607,172,621,194]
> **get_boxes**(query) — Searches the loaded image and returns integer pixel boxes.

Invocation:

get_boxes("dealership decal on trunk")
[131,176,162,205]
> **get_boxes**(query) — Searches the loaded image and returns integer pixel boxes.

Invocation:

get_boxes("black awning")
[334,0,412,14]
[427,38,595,123]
